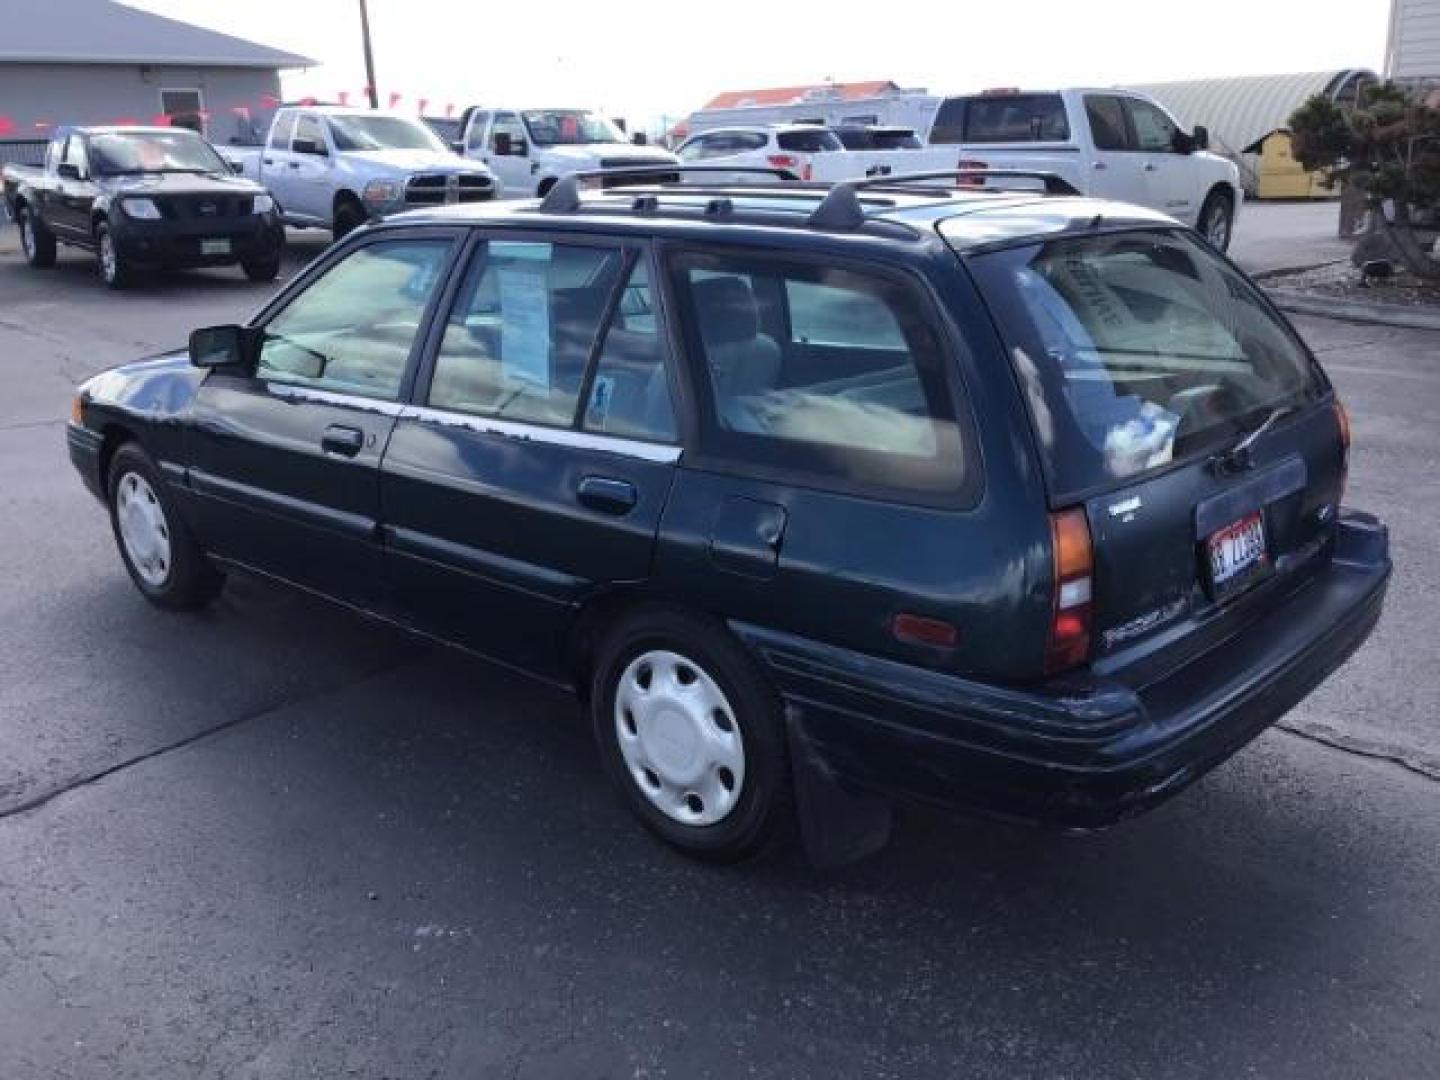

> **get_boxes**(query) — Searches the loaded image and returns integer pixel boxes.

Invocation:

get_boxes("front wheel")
[107,443,223,610]
[241,257,281,283]
[1199,189,1235,252]
[96,222,133,289]
[591,608,792,862]
[332,199,365,242]
[17,205,57,268]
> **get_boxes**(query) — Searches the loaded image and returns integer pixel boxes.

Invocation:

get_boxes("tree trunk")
[1382,202,1440,280]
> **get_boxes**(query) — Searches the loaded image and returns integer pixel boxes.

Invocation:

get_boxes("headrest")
[691,276,760,346]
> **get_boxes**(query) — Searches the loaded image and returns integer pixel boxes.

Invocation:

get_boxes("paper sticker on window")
[498,262,551,387]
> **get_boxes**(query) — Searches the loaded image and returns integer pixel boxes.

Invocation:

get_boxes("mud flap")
[784,705,892,868]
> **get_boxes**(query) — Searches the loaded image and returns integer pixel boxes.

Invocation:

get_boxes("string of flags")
[0,89,465,137]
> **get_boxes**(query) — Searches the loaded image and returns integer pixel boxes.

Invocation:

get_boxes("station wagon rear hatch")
[955,224,1345,670]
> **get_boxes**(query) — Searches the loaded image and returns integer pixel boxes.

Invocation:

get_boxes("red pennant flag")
[261,93,281,108]
[388,91,402,109]
[445,103,456,118]
[113,117,140,126]
[417,98,429,115]
[0,115,15,136]
[298,96,317,108]
[337,90,350,106]
[149,113,171,126]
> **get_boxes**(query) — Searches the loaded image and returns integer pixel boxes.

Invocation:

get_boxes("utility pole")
[359,0,379,109]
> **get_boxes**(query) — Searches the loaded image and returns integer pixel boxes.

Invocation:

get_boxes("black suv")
[66,170,1391,863]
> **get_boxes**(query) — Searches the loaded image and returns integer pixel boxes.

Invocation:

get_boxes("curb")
[1265,287,1440,332]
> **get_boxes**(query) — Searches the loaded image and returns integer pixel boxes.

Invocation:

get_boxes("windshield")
[89,131,229,176]
[521,110,625,146]
[968,229,1326,496]
[327,114,444,152]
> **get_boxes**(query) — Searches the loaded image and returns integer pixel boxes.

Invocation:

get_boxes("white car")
[454,107,678,198]
[674,125,856,183]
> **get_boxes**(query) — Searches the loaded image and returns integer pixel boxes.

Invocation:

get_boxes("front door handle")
[577,476,637,515]
[321,424,365,457]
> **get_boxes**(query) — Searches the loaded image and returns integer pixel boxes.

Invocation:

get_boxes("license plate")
[1206,512,1268,596]
[200,238,231,255]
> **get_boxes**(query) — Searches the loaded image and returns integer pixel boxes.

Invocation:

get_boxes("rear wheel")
[590,608,791,862]
[96,222,133,289]
[107,443,223,610]
[1199,189,1234,252]
[17,205,56,268]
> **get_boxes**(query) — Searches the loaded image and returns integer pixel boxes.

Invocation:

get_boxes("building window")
[160,89,205,134]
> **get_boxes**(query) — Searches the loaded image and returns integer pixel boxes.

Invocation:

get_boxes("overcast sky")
[129,0,1393,126]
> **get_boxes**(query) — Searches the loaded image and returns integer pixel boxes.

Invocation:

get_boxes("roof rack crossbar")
[806,168,1080,229]
[537,165,799,213]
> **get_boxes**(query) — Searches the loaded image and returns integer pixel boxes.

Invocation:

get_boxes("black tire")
[95,221,133,289]
[107,443,223,610]
[332,198,365,242]
[17,204,57,268]
[536,177,557,198]
[241,257,281,283]
[1199,188,1235,252]
[590,607,792,862]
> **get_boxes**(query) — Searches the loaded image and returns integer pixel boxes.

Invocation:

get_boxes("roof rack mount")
[808,169,1080,229]
[538,165,799,213]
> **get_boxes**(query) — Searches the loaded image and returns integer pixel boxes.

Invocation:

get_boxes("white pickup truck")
[223,106,499,240]
[923,88,1242,249]
[453,107,678,198]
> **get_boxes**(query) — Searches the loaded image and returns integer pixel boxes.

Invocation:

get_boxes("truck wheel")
[590,607,793,863]
[1199,189,1234,252]
[241,257,281,283]
[332,199,365,242]
[96,222,133,289]
[17,205,57,268]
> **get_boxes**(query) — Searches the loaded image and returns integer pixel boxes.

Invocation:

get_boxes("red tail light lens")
[767,153,798,170]
[891,613,960,649]
[956,158,988,187]
[1046,508,1094,674]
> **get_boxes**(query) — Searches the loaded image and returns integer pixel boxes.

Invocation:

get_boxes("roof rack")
[538,165,799,213]
[807,169,1080,229]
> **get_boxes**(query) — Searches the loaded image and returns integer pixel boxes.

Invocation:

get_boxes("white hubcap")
[615,650,745,826]
[115,472,171,586]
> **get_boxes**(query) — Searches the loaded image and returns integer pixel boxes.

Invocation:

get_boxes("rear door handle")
[577,476,637,515]
[321,424,365,457]
[288,162,301,170]
[263,157,274,165]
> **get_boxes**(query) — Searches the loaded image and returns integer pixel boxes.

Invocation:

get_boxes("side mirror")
[1192,125,1210,152]
[56,163,82,181]
[229,160,244,174]
[189,324,259,369]
[450,139,464,154]
[293,138,328,157]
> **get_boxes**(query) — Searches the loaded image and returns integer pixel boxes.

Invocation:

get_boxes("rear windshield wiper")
[1211,405,1295,475]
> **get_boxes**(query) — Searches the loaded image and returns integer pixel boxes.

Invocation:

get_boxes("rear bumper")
[737,512,1390,830]
[110,212,283,268]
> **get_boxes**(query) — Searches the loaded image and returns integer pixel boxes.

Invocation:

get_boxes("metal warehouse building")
[1387,0,1440,79]
[1125,70,1376,197]
[0,0,313,164]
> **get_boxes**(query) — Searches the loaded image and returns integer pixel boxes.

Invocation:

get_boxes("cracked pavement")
[0,212,1437,1078]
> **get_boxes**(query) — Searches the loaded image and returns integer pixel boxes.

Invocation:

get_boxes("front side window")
[672,253,967,493]
[292,114,327,151]
[1126,98,1180,153]
[258,239,452,400]
[490,113,526,153]
[429,241,626,427]
[969,229,1327,497]
[62,135,89,175]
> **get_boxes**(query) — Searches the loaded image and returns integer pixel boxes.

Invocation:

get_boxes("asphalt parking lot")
[1,213,1437,1079]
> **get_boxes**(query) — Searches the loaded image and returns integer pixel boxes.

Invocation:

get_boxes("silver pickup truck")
[223,106,498,240]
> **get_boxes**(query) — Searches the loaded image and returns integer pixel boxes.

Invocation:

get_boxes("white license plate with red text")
[1207,512,1268,594]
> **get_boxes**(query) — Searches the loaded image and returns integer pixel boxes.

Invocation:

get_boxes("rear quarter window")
[960,94,1070,143]
[777,130,843,153]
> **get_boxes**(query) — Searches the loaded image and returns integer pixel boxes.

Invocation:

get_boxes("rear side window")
[429,241,626,427]
[871,129,923,149]
[777,129,843,153]
[960,94,1070,142]
[969,230,1326,497]
[582,261,676,442]
[671,252,968,495]
[1084,95,1130,151]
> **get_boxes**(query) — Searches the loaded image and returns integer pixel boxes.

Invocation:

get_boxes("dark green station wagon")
[66,169,1391,864]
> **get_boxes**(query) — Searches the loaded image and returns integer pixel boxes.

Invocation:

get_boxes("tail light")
[955,158,988,187]
[767,153,803,179]
[1046,508,1094,674]
[1335,398,1351,507]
